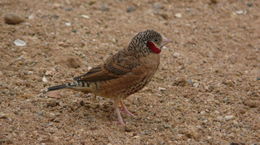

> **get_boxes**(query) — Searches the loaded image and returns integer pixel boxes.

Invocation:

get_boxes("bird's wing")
[73,50,139,82]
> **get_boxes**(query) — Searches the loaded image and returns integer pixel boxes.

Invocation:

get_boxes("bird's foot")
[115,107,126,125]
[120,101,136,117]
[120,107,135,117]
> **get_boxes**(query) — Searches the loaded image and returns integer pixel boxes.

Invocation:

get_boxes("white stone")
[14,39,26,46]
[28,14,34,19]
[193,82,199,88]
[65,22,71,26]
[175,13,182,18]
[81,15,90,19]
[42,76,48,82]
[133,135,140,139]
[173,52,180,58]
[158,87,166,91]
[224,115,234,120]
[235,10,246,15]
[200,111,205,114]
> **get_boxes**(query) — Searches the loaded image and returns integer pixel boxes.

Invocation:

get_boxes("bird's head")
[128,30,172,55]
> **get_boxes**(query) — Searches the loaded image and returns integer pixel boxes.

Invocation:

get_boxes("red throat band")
[147,41,161,54]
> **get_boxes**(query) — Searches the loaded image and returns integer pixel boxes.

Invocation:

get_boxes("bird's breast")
[140,53,160,71]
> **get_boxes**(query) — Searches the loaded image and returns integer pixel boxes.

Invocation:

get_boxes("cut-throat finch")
[47,30,172,125]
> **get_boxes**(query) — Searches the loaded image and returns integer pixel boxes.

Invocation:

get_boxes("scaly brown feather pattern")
[73,48,159,99]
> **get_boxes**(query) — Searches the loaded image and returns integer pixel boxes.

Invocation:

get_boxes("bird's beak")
[160,36,172,48]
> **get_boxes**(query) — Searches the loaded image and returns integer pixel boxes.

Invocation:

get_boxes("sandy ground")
[0,0,259,144]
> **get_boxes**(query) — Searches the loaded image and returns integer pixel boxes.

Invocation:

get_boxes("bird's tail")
[47,81,91,92]
[47,84,68,92]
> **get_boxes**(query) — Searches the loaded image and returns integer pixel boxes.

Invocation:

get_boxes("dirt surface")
[0,0,259,144]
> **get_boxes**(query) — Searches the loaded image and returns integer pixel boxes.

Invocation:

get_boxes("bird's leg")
[120,100,135,117]
[114,99,125,125]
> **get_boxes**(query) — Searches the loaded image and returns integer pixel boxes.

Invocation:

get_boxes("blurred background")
[0,0,259,144]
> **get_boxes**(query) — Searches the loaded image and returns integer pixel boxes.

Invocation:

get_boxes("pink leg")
[120,100,135,117]
[114,99,125,125]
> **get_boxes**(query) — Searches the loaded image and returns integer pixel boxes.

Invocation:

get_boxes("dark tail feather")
[47,81,83,92]
[47,84,68,92]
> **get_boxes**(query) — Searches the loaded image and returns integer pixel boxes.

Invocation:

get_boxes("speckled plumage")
[47,30,171,125]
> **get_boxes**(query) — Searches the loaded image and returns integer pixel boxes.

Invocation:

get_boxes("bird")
[47,30,171,125]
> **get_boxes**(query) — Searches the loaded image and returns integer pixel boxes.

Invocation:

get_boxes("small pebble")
[126,6,137,13]
[4,13,24,25]
[175,13,182,18]
[163,124,171,129]
[26,71,34,75]
[65,22,71,26]
[133,135,140,139]
[88,1,96,5]
[243,100,259,108]
[200,111,205,114]
[14,39,26,47]
[224,115,234,120]
[153,2,164,10]
[193,82,199,88]
[45,70,53,76]
[173,52,180,58]
[158,87,166,91]
[81,14,90,19]
[209,0,218,4]
[36,111,44,116]
[141,130,151,135]
[173,78,188,87]
[28,14,34,19]
[187,79,193,85]
[80,100,85,106]
[222,80,234,87]
[158,13,169,20]
[42,76,48,82]
[47,101,60,107]
[64,7,73,11]
[235,10,246,15]
[0,113,9,119]
[100,4,109,11]
[66,57,81,68]
[246,2,253,7]
[124,126,132,132]
[51,15,59,19]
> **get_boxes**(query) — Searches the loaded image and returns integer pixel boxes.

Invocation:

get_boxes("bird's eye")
[154,39,158,42]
